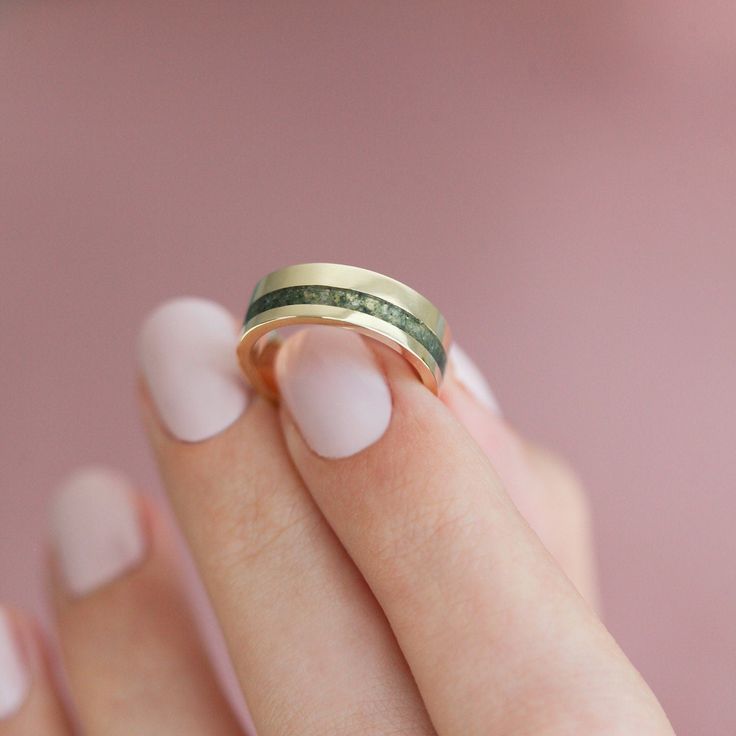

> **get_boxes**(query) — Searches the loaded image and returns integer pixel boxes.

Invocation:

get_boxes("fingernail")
[448,344,501,416]
[0,610,30,720]
[50,466,146,597]
[276,326,392,458]
[137,297,250,443]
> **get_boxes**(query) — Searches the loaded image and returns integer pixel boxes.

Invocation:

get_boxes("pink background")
[1,2,734,733]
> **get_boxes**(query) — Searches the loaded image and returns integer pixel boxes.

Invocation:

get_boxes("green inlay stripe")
[246,285,446,373]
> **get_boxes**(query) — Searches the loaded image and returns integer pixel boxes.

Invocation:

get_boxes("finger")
[522,441,599,609]
[0,607,71,735]
[275,326,673,736]
[49,466,243,736]
[137,298,436,736]
[441,347,598,606]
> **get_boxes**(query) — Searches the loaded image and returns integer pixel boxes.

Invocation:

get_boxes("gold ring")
[237,262,452,400]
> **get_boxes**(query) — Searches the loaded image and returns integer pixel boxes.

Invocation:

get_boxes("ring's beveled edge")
[249,263,447,341]
[238,305,443,401]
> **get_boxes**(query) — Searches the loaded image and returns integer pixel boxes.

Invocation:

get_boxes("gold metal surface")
[238,263,451,401]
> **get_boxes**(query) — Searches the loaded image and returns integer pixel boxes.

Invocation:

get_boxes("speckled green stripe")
[246,285,447,373]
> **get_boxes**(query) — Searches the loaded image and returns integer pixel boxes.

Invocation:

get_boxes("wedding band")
[237,263,452,400]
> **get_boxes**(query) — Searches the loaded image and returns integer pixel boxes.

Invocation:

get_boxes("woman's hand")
[0,297,674,735]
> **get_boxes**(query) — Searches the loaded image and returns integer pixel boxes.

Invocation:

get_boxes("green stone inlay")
[246,285,446,373]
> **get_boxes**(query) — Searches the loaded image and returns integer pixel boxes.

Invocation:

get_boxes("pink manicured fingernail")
[448,344,501,416]
[50,466,146,597]
[137,297,250,443]
[276,326,392,459]
[0,610,30,719]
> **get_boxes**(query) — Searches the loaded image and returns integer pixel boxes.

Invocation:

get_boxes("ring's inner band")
[245,284,447,374]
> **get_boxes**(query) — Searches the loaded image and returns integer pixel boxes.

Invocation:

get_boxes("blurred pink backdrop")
[1,2,735,733]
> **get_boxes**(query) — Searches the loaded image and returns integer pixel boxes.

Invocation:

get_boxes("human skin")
[0,298,675,735]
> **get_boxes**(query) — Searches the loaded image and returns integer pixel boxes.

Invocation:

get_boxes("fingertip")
[136,297,251,444]
[45,465,244,735]
[0,606,33,721]
[49,465,148,599]
[275,326,394,459]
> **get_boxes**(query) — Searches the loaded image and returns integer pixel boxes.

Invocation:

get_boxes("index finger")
[274,326,673,736]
